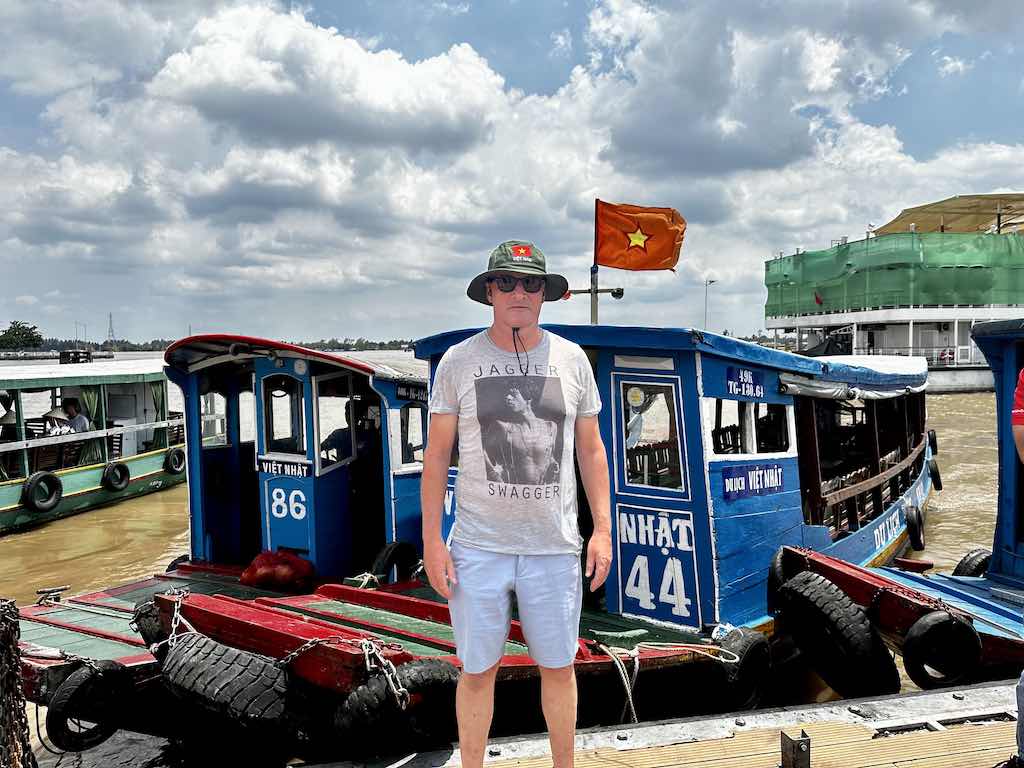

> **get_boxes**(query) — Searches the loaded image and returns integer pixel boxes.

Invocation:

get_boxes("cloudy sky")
[1,0,1022,343]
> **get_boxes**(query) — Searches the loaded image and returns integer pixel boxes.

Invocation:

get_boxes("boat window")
[620,382,683,489]
[753,402,789,453]
[201,392,228,448]
[711,399,750,454]
[400,402,426,464]
[264,375,305,455]
[316,374,353,469]
[239,389,256,443]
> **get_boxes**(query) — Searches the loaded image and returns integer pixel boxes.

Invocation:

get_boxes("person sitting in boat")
[61,398,91,433]
[421,240,611,768]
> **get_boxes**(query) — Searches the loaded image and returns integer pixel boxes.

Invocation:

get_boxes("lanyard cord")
[512,327,529,376]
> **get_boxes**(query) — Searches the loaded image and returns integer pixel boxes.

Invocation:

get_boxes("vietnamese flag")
[594,199,686,271]
[814,291,824,306]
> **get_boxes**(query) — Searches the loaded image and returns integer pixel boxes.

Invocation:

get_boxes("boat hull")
[0,447,186,534]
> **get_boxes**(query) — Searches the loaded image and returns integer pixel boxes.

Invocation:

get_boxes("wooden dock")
[316,680,1019,768]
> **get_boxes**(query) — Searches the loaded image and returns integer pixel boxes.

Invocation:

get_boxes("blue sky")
[0,0,1022,342]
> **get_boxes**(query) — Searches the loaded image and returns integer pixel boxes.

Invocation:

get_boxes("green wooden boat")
[0,358,188,534]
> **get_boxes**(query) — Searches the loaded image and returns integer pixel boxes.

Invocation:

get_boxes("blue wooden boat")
[8,328,941,758]
[772,319,1024,691]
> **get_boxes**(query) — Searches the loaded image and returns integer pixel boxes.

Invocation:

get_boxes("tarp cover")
[876,193,1024,235]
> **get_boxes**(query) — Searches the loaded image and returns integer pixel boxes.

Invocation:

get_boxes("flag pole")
[592,199,599,325]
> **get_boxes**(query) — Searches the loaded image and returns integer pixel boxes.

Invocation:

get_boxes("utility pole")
[106,313,116,351]
[704,278,717,330]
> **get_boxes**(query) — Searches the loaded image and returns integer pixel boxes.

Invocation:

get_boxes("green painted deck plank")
[20,620,142,660]
[299,598,527,655]
[36,606,138,636]
[87,576,280,610]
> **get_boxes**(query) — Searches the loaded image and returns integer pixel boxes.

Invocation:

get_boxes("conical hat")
[0,409,15,425]
[43,406,68,420]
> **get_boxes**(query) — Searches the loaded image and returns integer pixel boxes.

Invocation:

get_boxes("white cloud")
[15,295,39,306]
[0,0,1021,340]
[934,53,974,77]
[550,28,573,58]
[433,1,470,15]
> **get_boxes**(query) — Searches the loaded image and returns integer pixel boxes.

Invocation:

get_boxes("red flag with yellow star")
[594,199,686,271]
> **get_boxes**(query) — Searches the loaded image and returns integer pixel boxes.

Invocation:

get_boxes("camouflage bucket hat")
[467,240,570,305]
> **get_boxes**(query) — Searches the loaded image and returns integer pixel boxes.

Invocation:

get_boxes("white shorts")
[447,540,583,674]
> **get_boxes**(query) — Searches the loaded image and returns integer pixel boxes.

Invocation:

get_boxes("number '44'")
[624,555,691,617]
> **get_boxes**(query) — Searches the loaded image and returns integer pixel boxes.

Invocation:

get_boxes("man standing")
[422,240,612,768]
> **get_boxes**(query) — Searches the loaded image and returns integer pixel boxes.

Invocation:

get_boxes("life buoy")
[928,428,938,456]
[21,471,62,513]
[45,660,131,752]
[336,659,459,758]
[165,554,191,573]
[718,627,770,710]
[164,447,186,475]
[928,458,942,491]
[952,548,991,577]
[778,571,899,697]
[101,462,130,492]
[371,540,421,584]
[902,610,981,689]
[905,504,925,551]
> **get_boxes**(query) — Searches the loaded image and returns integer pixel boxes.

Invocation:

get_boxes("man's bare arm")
[576,415,611,590]
[422,413,458,598]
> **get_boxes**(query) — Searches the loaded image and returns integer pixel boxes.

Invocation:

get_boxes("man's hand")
[585,530,612,591]
[424,537,457,599]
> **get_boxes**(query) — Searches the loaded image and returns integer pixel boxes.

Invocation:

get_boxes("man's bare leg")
[539,663,577,768]
[456,661,500,768]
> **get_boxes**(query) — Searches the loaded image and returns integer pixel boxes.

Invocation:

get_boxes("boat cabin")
[415,326,935,631]
[163,336,428,579]
[0,359,181,482]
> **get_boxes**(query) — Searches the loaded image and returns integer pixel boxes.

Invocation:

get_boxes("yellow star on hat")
[627,226,649,249]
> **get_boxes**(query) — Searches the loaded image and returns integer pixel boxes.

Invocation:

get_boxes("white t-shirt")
[429,329,601,555]
[68,413,90,432]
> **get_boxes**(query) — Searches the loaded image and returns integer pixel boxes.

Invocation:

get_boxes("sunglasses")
[488,275,546,294]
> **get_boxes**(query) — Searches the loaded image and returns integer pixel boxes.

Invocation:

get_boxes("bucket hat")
[467,240,569,305]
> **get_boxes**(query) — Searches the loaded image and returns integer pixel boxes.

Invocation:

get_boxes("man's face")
[487,273,544,329]
[62,403,77,418]
[505,387,528,414]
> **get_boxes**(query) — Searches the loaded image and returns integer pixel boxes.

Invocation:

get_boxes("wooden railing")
[819,436,926,538]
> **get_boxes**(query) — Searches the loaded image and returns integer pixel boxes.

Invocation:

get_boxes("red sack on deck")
[240,550,315,592]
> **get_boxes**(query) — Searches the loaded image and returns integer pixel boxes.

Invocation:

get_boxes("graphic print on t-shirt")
[474,376,565,485]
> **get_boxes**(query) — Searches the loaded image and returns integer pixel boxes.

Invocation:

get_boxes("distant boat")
[0,358,187,534]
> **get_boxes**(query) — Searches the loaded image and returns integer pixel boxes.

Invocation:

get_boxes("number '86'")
[270,488,307,520]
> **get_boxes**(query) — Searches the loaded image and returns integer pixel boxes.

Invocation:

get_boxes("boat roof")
[0,358,167,390]
[414,325,928,390]
[970,318,1024,340]
[164,334,426,383]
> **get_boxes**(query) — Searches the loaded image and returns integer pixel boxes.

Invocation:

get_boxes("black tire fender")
[165,554,191,573]
[21,471,63,513]
[952,548,992,577]
[766,547,805,616]
[45,661,131,752]
[371,540,421,583]
[902,611,981,689]
[162,633,288,727]
[778,571,900,698]
[164,447,186,475]
[101,462,130,492]
[336,659,459,756]
[719,627,771,711]
[928,428,938,456]
[131,600,170,661]
[928,458,943,491]
[905,504,926,552]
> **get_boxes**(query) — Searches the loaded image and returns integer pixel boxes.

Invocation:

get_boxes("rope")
[0,598,39,768]
[592,640,743,726]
